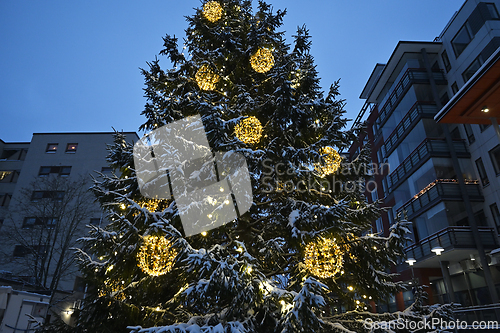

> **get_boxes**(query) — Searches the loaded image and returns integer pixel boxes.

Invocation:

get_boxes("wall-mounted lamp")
[431,247,444,256]
[406,258,416,266]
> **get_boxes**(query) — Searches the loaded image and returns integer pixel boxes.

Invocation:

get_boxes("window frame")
[490,203,500,234]
[38,166,72,177]
[452,22,473,57]
[65,143,78,153]
[441,50,451,72]
[46,143,58,153]
[475,158,490,187]
[489,145,500,175]
[31,191,65,202]
[462,56,483,83]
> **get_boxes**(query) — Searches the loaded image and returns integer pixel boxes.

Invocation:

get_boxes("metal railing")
[388,139,470,192]
[376,68,447,130]
[383,103,439,157]
[397,180,483,220]
[405,226,497,262]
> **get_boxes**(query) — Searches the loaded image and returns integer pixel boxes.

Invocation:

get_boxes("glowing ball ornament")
[195,64,220,91]
[234,116,263,144]
[137,235,177,276]
[304,237,343,279]
[314,146,342,176]
[203,1,223,22]
[250,47,274,73]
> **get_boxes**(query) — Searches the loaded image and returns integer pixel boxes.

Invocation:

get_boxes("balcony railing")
[376,68,447,130]
[405,226,497,262]
[397,180,483,220]
[388,139,470,192]
[383,103,439,157]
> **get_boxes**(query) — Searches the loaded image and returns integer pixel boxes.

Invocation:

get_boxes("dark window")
[450,127,462,139]
[451,82,459,95]
[0,193,12,207]
[490,203,500,234]
[441,50,451,72]
[66,143,78,153]
[23,217,38,228]
[73,276,86,293]
[31,191,64,202]
[463,124,475,144]
[476,158,489,186]
[479,123,491,132]
[486,3,500,19]
[489,145,500,174]
[89,218,101,225]
[452,23,472,57]
[46,144,58,153]
[463,56,483,82]
[22,217,58,229]
[440,92,450,106]
[101,167,113,174]
[39,166,72,177]
[13,245,30,257]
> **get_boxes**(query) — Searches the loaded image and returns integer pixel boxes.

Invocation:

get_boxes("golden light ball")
[137,235,177,276]
[195,64,220,91]
[203,1,223,23]
[234,116,263,144]
[250,47,274,73]
[304,237,343,279]
[314,147,342,176]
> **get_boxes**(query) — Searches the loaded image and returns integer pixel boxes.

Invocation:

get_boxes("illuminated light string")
[250,47,275,73]
[304,237,344,279]
[234,116,263,144]
[314,147,342,177]
[137,235,177,276]
[203,1,223,23]
[196,64,220,91]
[413,178,479,199]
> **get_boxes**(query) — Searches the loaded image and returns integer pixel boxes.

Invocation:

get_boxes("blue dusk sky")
[0,1,463,142]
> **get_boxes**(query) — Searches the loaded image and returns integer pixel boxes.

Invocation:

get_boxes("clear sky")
[0,0,463,142]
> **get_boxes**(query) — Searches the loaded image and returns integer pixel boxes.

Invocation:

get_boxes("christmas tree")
[72,1,454,332]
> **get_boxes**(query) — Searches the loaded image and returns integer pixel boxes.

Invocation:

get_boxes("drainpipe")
[421,48,500,306]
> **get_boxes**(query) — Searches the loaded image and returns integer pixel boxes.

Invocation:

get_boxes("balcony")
[383,103,439,157]
[404,226,497,263]
[375,68,447,131]
[388,139,470,192]
[397,179,483,220]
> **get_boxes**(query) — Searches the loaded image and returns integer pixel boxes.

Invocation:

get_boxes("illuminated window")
[66,143,78,153]
[46,143,58,153]
[0,171,13,182]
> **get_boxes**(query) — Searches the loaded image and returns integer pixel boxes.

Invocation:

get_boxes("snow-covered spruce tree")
[74,1,454,332]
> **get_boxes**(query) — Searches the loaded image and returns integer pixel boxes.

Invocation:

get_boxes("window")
[462,56,483,82]
[489,145,500,174]
[486,3,500,19]
[38,166,71,177]
[476,158,489,186]
[0,171,13,182]
[46,143,58,153]
[452,23,472,57]
[13,245,30,257]
[0,148,27,161]
[0,193,12,207]
[22,217,58,229]
[463,124,475,144]
[65,143,78,153]
[101,167,113,174]
[441,50,451,72]
[451,82,459,95]
[450,127,462,139]
[490,203,500,234]
[440,92,449,106]
[73,276,86,293]
[375,218,384,234]
[31,191,65,202]
[89,218,101,225]
[479,123,491,132]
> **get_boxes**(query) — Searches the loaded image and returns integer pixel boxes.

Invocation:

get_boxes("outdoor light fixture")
[431,246,444,256]
[470,254,475,261]
[406,258,416,266]
[481,106,489,113]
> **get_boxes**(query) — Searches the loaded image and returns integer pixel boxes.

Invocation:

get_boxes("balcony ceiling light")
[431,246,444,256]
[406,258,416,266]
[481,106,489,113]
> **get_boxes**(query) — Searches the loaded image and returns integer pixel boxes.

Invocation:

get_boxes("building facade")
[0,132,138,327]
[349,0,500,316]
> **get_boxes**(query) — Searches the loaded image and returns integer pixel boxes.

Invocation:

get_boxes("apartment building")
[349,0,500,315]
[0,132,138,327]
